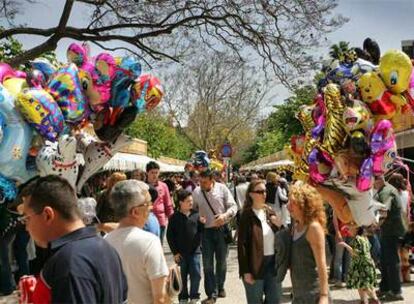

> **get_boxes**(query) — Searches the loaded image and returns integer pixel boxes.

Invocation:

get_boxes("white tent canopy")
[103,152,184,172]
[241,159,293,171]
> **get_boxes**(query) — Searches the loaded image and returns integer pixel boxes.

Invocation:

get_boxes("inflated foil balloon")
[356,119,396,192]
[379,49,412,94]
[0,112,4,143]
[193,151,210,171]
[308,148,333,183]
[357,157,374,192]
[0,173,17,203]
[76,134,133,193]
[296,105,315,133]
[16,88,67,142]
[132,74,163,113]
[26,69,47,89]
[311,94,326,139]
[358,72,397,120]
[108,57,142,125]
[0,84,34,182]
[30,58,57,81]
[47,64,90,123]
[342,99,373,135]
[290,135,306,155]
[370,119,395,155]
[68,43,121,113]
[322,178,385,226]
[0,63,17,83]
[2,77,27,97]
[36,135,79,188]
[94,106,138,142]
[371,119,397,176]
[321,84,347,156]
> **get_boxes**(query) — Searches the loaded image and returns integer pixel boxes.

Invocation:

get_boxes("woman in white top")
[237,180,282,304]
[274,178,291,227]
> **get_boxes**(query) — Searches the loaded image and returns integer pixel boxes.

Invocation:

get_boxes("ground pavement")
[0,244,412,303]
[163,244,410,304]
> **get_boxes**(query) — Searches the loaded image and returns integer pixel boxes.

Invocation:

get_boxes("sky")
[3,0,414,112]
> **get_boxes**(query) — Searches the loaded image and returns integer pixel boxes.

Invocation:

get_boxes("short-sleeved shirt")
[105,226,169,304]
[41,227,128,303]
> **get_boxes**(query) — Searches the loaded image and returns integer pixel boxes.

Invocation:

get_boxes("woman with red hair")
[287,182,330,304]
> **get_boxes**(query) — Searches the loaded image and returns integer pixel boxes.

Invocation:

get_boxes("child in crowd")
[340,226,380,304]
[400,222,414,282]
[167,189,205,304]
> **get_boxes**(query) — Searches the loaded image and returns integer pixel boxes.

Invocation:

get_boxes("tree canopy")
[125,111,193,160]
[0,0,345,86]
[241,84,316,162]
[163,50,262,161]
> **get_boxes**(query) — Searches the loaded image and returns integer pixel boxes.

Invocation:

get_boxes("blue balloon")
[0,173,17,203]
[30,58,56,81]
[0,84,35,183]
[0,111,4,143]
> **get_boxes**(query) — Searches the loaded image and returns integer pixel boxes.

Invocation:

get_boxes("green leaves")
[125,112,193,160]
[251,85,316,158]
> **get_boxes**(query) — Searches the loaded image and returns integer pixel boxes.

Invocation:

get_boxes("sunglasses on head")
[251,190,266,194]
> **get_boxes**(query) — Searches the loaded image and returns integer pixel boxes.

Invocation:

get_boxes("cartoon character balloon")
[16,88,67,142]
[76,134,132,193]
[0,84,34,182]
[36,135,79,188]
[132,74,164,113]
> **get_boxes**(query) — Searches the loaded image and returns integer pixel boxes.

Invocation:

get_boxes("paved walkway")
[164,244,410,304]
[1,244,411,303]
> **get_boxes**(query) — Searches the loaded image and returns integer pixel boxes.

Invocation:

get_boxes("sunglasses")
[251,190,266,195]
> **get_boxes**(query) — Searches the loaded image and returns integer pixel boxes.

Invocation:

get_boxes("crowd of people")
[0,163,413,304]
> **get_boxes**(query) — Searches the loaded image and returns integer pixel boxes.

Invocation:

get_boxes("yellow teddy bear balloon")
[358,72,397,121]
[379,49,412,94]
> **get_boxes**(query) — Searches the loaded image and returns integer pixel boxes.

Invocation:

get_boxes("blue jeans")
[179,253,201,300]
[160,226,166,245]
[243,255,281,304]
[333,237,351,282]
[201,228,229,298]
[369,234,381,266]
[379,236,402,294]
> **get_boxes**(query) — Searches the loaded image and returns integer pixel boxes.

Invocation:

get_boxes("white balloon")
[322,178,385,226]
[76,134,132,193]
[36,135,79,188]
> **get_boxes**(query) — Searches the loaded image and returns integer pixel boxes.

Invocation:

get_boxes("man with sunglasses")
[106,179,169,304]
[21,175,127,303]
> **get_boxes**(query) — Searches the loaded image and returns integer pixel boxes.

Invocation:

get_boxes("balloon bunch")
[0,43,163,197]
[191,151,211,171]
[288,38,414,226]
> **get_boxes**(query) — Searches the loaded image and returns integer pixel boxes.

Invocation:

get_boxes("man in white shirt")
[230,176,248,210]
[192,170,237,303]
[105,180,169,304]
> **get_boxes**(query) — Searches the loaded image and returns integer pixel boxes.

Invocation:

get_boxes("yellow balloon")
[379,49,412,94]
[3,78,27,97]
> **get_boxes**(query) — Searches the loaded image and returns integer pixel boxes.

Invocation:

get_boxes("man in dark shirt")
[21,175,127,303]
[374,176,406,302]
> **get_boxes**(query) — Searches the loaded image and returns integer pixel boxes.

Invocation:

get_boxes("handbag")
[202,191,233,244]
[166,264,182,299]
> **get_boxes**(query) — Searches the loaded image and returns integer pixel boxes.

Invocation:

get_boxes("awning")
[396,128,414,150]
[241,159,294,171]
[103,152,184,172]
